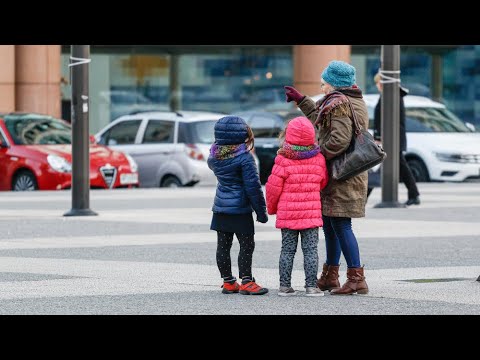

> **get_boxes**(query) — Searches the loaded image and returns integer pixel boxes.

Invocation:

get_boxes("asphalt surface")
[0,183,479,314]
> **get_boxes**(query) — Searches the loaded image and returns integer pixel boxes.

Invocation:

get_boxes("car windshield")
[190,120,216,144]
[405,107,471,133]
[5,115,72,145]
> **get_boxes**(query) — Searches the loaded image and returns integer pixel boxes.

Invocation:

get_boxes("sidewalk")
[0,182,479,314]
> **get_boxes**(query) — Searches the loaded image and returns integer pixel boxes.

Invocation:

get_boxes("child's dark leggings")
[216,231,255,280]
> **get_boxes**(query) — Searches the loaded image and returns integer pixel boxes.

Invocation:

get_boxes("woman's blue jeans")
[322,215,361,268]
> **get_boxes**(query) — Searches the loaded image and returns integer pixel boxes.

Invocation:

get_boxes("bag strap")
[337,92,362,135]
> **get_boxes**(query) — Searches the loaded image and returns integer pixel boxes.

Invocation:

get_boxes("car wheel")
[12,170,38,191]
[407,158,429,182]
[161,176,182,188]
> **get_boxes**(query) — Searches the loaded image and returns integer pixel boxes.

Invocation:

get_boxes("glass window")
[5,115,72,145]
[62,52,171,134]
[351,47,432,97]
[249,115,283,138]
[62,46,292,135]
[188,121,216,144]
[177,122,189,144]
[179,50,292,114]
[405,107,471,133]
[102,120,141,145]
[0,129,7,146]
[443,45,480,128]
[143,120,175,143]
[110,91,153,105]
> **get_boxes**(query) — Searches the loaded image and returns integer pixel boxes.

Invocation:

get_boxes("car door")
[96,118,143,182]
[132,118,176,187]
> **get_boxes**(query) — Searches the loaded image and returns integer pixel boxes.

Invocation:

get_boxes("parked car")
[96,111,249,187]
[0,113,139,191]
[310,93,480,182]
[232,111,287,184]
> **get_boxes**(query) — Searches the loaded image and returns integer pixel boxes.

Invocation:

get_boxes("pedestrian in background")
[266,116,329,297]
[371,71,421,206]
[283,60,369,295]
[208,115,269,295]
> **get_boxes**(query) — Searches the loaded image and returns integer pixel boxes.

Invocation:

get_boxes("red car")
[0,113,139,191]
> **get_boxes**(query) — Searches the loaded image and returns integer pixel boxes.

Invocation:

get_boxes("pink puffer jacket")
[266,117,328,230]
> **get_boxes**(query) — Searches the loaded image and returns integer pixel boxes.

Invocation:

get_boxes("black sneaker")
[405,197,420,206]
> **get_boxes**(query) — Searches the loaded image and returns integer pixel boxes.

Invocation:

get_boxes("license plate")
[120,173,138,185]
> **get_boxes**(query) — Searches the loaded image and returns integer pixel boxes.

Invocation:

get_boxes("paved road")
[0,183,479,314]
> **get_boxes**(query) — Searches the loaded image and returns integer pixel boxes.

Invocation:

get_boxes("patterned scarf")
[315,91,349,127]
[210,143,250,160]
[277,142,320,160]
[315,87,362,128]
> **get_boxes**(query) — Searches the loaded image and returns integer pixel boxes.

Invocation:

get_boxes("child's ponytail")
[245,126,255,152]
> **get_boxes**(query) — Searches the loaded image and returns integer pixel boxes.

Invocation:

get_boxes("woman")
[283,60,369,295]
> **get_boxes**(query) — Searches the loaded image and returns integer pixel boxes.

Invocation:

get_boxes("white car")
[95,111,260,188]
[310,93,480,182]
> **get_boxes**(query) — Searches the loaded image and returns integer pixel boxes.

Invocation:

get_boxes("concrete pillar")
[293,45,351,96]
[15,45,61,118]
[0,45,15,112]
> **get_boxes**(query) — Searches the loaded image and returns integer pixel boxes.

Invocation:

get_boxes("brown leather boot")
[316,263,340,291]
[331,267,369,295]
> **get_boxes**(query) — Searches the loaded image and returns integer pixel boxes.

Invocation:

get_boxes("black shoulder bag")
[330,96,387,181]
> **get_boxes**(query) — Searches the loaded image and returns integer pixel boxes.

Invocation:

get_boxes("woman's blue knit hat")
[321,60,356,88]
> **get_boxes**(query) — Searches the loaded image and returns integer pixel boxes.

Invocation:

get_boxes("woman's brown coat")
[298,91,369,218]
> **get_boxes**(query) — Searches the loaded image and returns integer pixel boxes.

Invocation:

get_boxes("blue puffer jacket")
[208,116,268,223]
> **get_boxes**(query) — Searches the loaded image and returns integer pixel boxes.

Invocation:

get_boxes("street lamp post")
[64,45,97,217]
[374,45,406,208]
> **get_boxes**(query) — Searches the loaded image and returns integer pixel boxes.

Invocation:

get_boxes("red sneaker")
[221,280,240,294]
[239,279,269,295]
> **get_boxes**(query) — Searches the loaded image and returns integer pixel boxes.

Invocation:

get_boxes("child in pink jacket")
[266,116,329,297]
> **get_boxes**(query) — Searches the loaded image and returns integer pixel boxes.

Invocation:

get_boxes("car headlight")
[435,152,480,163]
[47,155,72,173]
[124,154,138,172]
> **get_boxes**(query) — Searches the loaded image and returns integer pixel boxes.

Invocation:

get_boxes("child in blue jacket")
[208,116,269,295]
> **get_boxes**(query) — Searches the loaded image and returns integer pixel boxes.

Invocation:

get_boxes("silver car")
[95,111,226,187]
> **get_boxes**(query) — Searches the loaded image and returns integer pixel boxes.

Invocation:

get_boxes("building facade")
[0,45,61,118]
[0,45,477,134]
